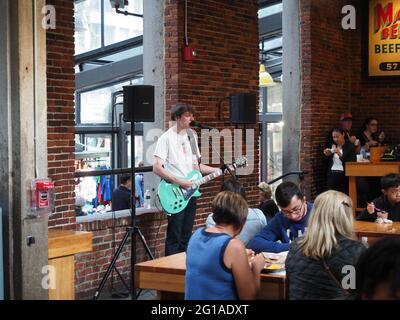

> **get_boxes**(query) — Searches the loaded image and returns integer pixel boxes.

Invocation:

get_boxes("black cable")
[152,195,164,254]
[266,171,308,185]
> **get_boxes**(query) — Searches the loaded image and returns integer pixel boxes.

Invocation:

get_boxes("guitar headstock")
[233,156,248,168]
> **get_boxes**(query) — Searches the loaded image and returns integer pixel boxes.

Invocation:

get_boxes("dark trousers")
[327,171,347,194]
[165,198,197,256]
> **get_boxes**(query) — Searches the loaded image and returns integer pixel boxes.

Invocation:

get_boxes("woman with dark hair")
[323,127,356,193]
[358,117,386,150]
[185,191,266,300]
[355,237,400,299]
[357,117,387,202]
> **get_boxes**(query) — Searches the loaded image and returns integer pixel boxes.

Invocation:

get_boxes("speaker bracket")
[217,96,231,121]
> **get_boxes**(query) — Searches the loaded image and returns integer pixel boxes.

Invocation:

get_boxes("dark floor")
[98,289,157,300]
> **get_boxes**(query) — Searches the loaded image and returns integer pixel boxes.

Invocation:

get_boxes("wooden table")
[346,162,400,215]
[354,221,400,245]
[135,252,286,300]
[48,229,93,300]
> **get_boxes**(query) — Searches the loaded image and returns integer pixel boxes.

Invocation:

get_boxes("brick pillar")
[46,0,76,228]
[298,0,400,198]
[164,0,260,226]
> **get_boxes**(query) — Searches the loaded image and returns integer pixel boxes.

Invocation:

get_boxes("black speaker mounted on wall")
[123,85,155,122]
[229,93,256,124]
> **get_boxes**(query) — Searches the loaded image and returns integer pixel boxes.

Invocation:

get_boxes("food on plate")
[375,218,393,224]
[265,263,283,270]
[262,251,288,264]
[263,262,285,272]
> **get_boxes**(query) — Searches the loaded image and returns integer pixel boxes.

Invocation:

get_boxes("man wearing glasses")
[249,182,313,253]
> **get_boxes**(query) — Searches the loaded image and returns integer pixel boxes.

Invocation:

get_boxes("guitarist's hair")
[212,191,248,231]
[171,103,195,120]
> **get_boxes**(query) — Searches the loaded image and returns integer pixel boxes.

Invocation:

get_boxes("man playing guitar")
[153,103,220,256]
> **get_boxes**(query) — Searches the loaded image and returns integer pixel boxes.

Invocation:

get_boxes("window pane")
[259,87,264,113]
[104,0,143,46]
[267,122,283,188]
[80,86,113,124]
[267,82,282,113]
[100,46,143,63]
[260,36,282,52]
[258,3,283,19]
[79,79,141,124]
[75,0,102,55]
[127,135,144,168]
[75,133,112,169]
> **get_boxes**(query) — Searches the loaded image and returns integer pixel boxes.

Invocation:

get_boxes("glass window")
[266,82,282,113]
[75,133,112,169]
[101,46,143,63]
[258,3,283,19]
[260,36,283,52]
[127,135,144,168]
[79,80,135,124]
[80,86,113,124]
[104,0,143,46]
[266,122,283,188]
[75,0,102,55]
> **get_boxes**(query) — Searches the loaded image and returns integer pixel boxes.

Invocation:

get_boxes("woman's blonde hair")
[298,190,355,259]
[212,191,248,231]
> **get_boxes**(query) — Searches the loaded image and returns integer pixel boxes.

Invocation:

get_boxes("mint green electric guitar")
[158,157,247,215]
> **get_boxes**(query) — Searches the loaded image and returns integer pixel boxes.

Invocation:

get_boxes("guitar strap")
[187,129,201,166]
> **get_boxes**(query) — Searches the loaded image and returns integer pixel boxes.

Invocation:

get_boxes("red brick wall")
[44,1,168,299]
[46,0,76,229]
[349,1,400,144]
[75,211,165,299]
[165,0,260,228]
[298,0,400,198]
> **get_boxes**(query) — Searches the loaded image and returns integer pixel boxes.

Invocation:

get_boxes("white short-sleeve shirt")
[153,126,200,178]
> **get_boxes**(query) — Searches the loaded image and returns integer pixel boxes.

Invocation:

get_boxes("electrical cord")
[184,0,188,46]
[152,194,164,256]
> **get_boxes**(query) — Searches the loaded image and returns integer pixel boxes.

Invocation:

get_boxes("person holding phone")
[323,128,356,193]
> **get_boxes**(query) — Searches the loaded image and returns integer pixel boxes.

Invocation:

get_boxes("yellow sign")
[369,0,400,76]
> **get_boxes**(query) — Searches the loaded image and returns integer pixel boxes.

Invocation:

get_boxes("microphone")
[190,121,213,130]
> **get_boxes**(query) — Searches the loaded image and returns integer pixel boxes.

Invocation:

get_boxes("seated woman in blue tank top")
[185,191,266,300]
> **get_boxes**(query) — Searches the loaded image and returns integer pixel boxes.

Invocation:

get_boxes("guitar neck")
[193,169,223,188]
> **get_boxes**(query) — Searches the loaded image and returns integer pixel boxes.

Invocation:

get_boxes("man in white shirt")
[153,103,220,255]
